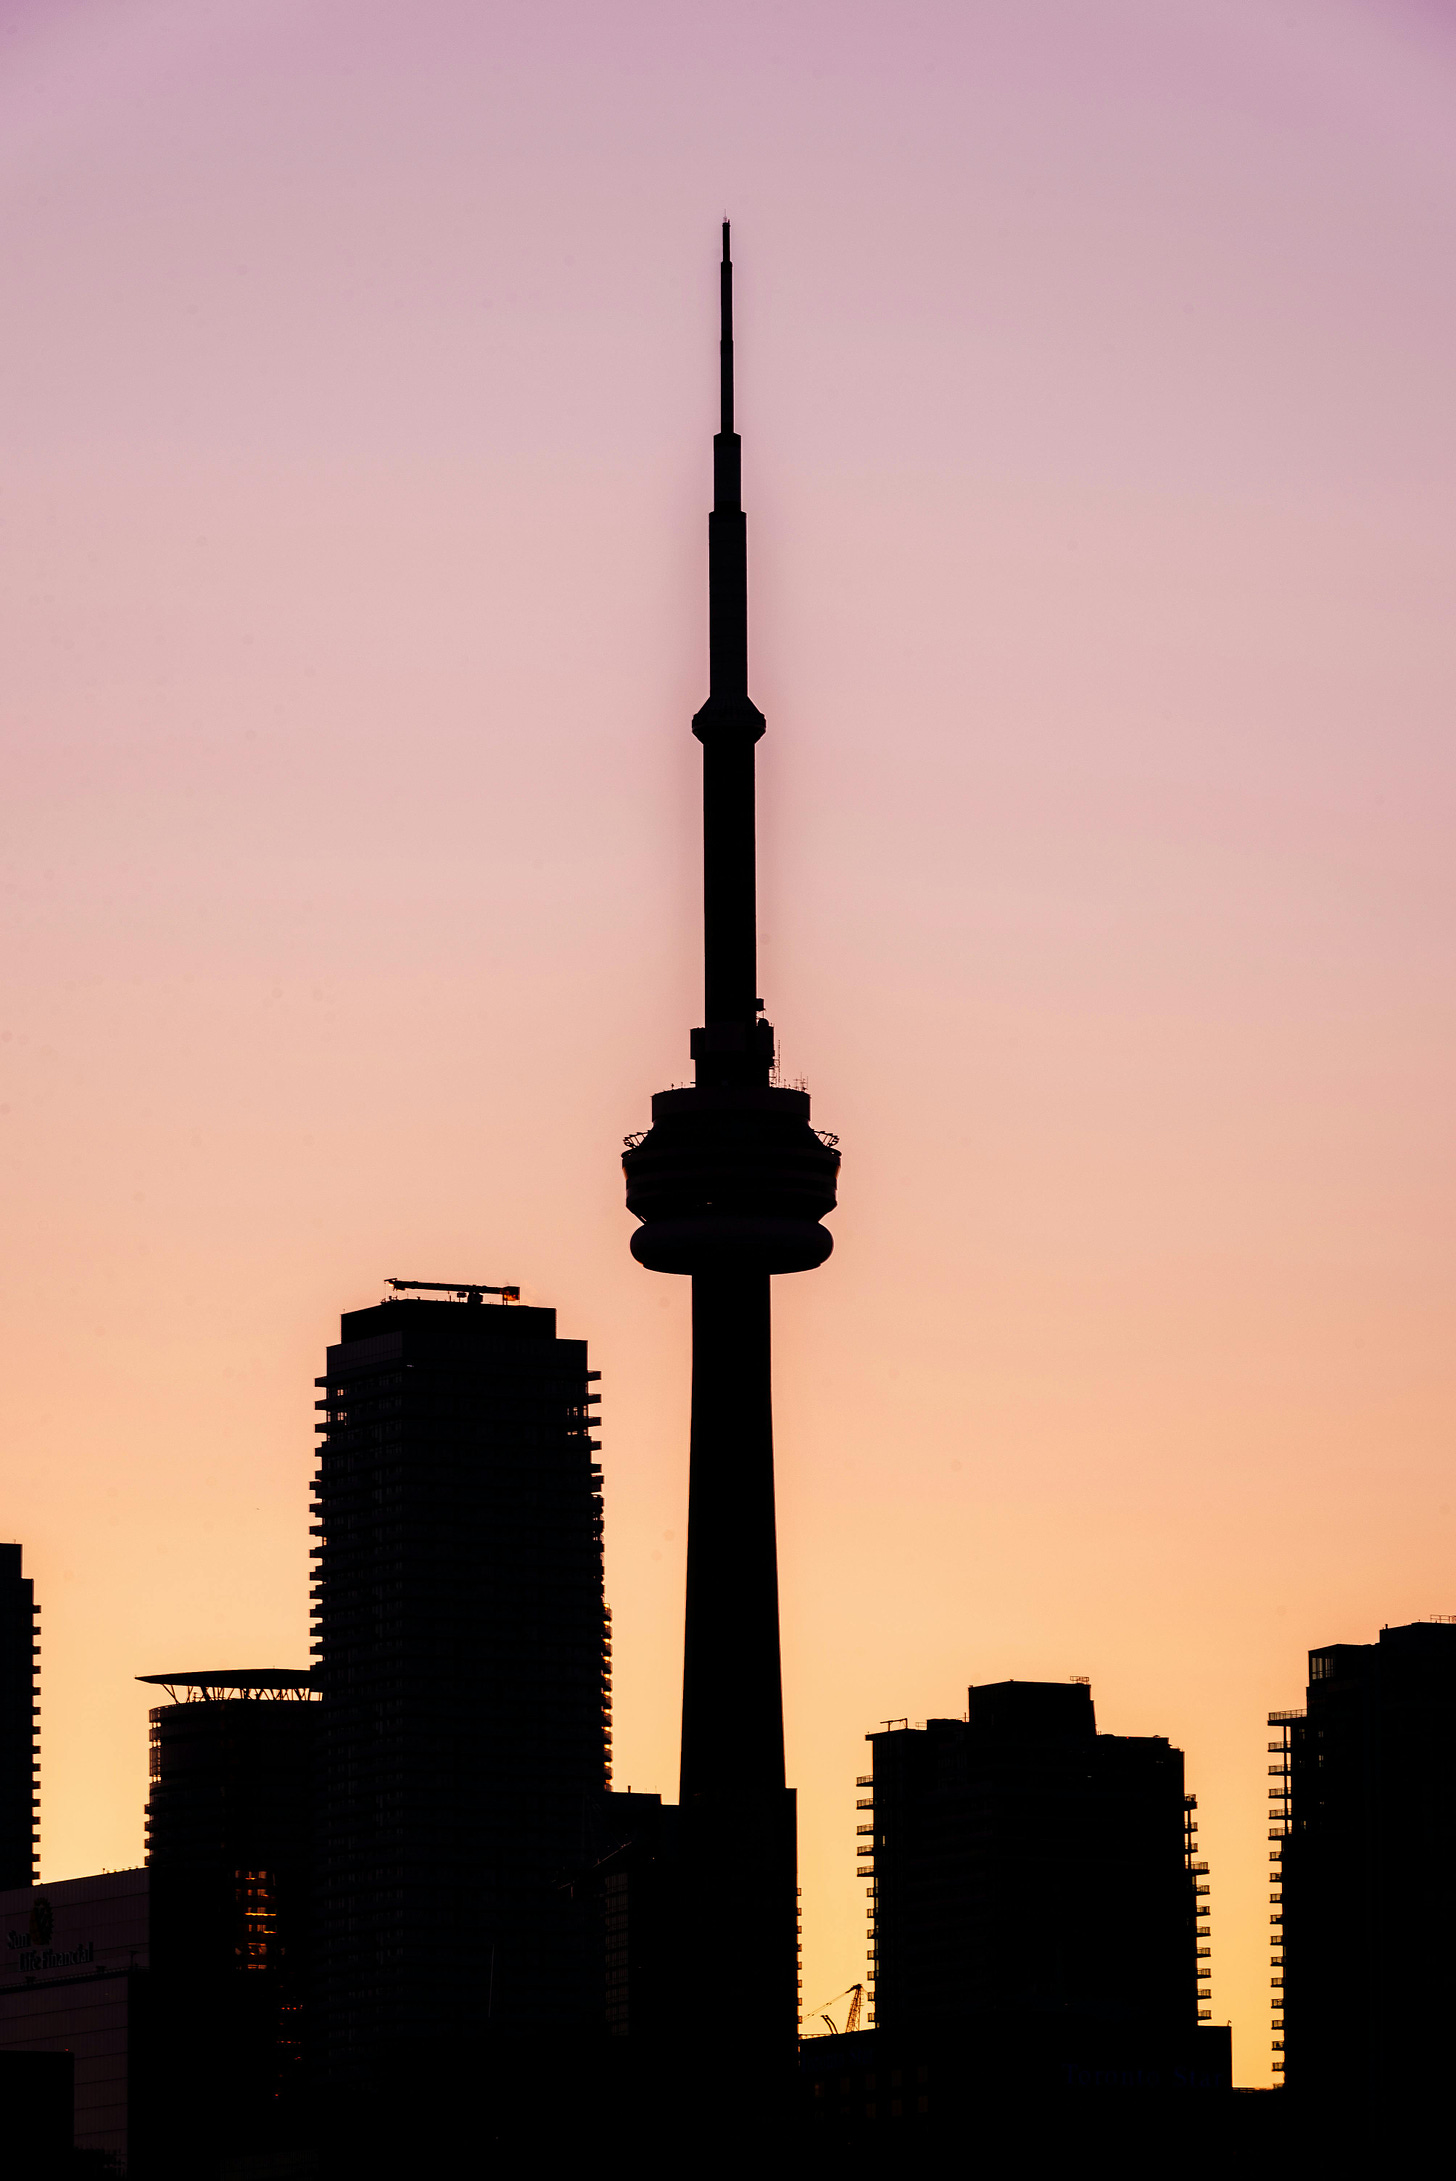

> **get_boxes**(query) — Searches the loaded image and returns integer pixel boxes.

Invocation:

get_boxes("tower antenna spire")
[720,219,733,438]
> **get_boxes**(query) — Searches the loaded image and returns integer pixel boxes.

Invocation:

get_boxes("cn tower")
[623,224,839,2046]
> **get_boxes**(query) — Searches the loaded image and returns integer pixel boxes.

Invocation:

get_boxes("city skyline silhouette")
[6,3,1456,2092]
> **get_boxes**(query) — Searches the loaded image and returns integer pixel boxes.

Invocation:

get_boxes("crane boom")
[804,1982,864,2036]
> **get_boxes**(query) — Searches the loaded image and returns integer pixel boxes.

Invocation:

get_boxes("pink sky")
[4,0,1456,2080]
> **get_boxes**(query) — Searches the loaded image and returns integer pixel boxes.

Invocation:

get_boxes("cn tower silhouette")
[624,224,839,2046]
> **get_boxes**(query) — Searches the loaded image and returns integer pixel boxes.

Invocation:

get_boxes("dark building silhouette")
[0,2049,73,2162]
[138,1667,316,2164]
[800,2020,1245,2158]
[865,1682,1207,2040]
[311,1284,610,2093]
[590,1791,679,2043]
[0,1545,40,1889]
[1270,1619,1456,2140]
[622,225,838,2054]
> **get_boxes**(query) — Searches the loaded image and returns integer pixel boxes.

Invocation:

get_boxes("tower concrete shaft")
[623,227,840,2051]
[680,1270,781,1798]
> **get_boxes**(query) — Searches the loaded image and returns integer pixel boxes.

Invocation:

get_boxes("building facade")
[1270,1619,1456,2135]
[864,1682,1206,2041]
[311,1288,610,2086]
[0,1868,149,2168]
[0,1544,39,1889]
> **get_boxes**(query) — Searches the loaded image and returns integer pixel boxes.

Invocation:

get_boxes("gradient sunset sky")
[5,0,1456,2082]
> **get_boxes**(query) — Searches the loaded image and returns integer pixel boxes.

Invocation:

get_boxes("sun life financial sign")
[5,1896,97,1976]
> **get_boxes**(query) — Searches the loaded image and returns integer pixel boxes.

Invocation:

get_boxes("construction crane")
[385,1278,519,1305]
[806,1983,863,2036]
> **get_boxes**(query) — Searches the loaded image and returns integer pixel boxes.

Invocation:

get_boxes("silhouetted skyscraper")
[622,226,839,2052]
[311,1285,609,2089]
[0,1545,39,1889]
[865,1682,1206,2039]
[1270,1620,1456,2141]
[139,1666,317,2163]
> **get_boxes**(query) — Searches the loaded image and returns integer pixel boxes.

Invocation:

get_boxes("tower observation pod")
[623,225,840,2059]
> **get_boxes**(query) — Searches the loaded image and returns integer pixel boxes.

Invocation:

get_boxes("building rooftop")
[136,1669,317,1702]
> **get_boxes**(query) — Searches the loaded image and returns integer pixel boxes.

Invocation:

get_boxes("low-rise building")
[0,1866,149,2168]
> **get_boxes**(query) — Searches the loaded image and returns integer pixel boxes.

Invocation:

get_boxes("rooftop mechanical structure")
[623,224,839,2053]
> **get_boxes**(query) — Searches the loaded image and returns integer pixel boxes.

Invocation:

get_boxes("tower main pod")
[623,227,839,2048]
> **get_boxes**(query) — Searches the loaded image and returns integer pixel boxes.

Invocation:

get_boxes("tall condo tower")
[0,1544,40,1887]
[865,1683,1205,2039]
[138,1667,317,2167]
[311,1285,610,2095]
[1270,1620,1456,2146]
[623,226,840,2047]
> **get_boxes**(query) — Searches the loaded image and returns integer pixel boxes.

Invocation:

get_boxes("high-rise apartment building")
[139,1666,317,2163]
[864,1681,1206,2040]
[0,1545,39,1888]
[311,1285,610,2088]
[1269,1619,1456,2137]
